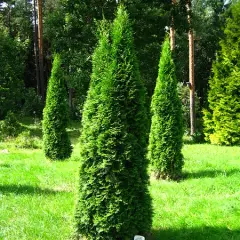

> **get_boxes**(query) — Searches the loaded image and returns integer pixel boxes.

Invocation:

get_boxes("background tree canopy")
[0,0,237,139]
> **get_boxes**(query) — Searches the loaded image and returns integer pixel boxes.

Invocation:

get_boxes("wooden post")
[187,0,195,136]
[37,0,45,100]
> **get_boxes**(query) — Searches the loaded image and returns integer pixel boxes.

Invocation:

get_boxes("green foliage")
[203,1,240,145]
[0,111,22,137]
[0,0,33,41]
[15,130,42,149]
[0,29,25,119]
[44,0,170,117]
[44,0,97,118]
[0,1,34,114]
[175,0,226,106]
[75,6,152,240]
[42,54,72,160]
[22,88,44,117]
[148,37,184,180]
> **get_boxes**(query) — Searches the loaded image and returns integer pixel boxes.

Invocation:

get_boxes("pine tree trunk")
[37,0,44,100]
[34,0,40,95]
[170,0,176,51]
[187,0,195,136]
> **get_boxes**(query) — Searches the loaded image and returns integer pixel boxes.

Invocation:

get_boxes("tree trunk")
[37,0,45,100]
[7,4,12,37]
[33,0,40,95]
[170,0,176,51]
[187,0,195,136]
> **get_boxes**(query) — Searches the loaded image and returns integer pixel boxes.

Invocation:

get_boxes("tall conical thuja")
[203,2,240,145]
[148,37,184,180]
[75,7,152,240]
[42,54,72,160]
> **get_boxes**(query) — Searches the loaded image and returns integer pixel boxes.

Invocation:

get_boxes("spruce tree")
[203,2,240,145]
[148,37,184,180]
[42,54,72,160]
[75,6,152,240]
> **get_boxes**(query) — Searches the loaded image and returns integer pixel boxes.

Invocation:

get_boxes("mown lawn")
[151,144,240,240]
[1,122,240,239]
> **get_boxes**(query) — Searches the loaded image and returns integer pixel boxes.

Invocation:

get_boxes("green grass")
[0,147,79,240]
[150,144,240,240]
[1,117,240,239]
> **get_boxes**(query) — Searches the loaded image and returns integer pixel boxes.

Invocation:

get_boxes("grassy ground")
[1,118,240,239]
[151,144,240,240]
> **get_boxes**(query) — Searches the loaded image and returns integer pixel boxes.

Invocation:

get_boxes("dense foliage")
[21,88,44,117]
[75,6,152,240]
[42,54,72,160]
[44,0,170,116]
[0,111,22,137]
[0,28,24,119]
[148,37,184,180]
[203,1,240,145]
[175,0,225,106]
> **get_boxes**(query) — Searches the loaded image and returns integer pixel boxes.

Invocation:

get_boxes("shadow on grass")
[28,127,42,138]
[0,163,11,168]
[150,226,240,240]
[20,117,81,144]
[0,184,64,195]
[183,169,240,179]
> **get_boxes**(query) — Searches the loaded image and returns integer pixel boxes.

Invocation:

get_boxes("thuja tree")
[75,6,152,240]
[148,37,184,180]
[203,1,240,145]
[42,54,72,160]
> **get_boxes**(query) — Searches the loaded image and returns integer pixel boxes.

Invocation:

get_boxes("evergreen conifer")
[148,37,184,180]
[42,54,72,160]
[203,2,240,145]
[75,6,152,240]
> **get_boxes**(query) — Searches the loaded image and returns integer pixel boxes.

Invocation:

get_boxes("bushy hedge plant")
[42,54,72,160]
[75,6,152,240]
[148,37,184,180]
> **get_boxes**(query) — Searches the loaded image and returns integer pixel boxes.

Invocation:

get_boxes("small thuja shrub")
[15,130,42,149]
[0,111,22,137]
[203,2,240,145]
[75,6,152,240]
[148,37,184,180]
[42,54,72,160]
